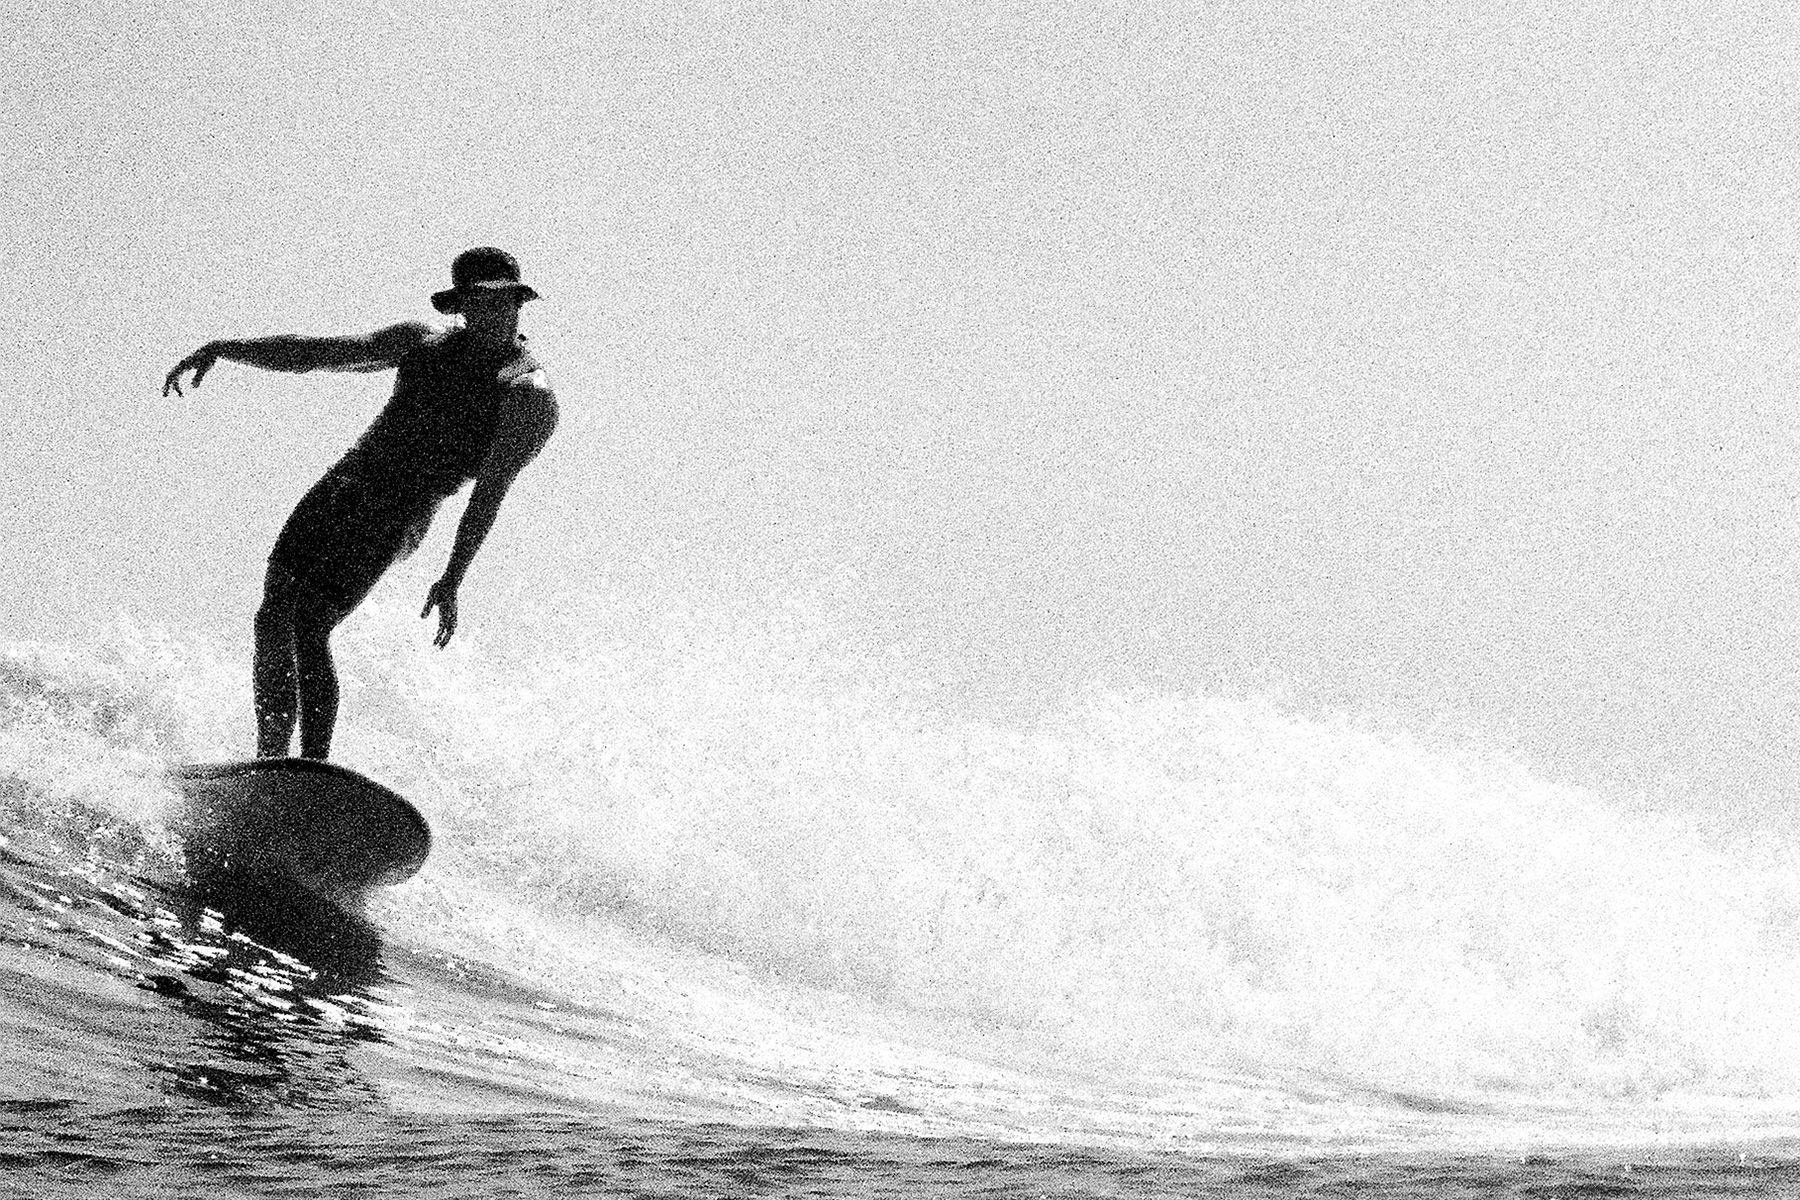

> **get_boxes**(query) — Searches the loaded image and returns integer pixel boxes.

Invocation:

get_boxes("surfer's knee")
[294,626,334,666]
[292,611,339,691]
[293,594,344,645]
[254,598,295,650]
[256,565,300,635]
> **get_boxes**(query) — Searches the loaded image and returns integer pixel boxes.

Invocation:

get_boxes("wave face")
[6,582,1800,1153]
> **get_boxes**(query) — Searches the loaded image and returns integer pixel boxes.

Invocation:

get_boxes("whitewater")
[6,581,1800,1196]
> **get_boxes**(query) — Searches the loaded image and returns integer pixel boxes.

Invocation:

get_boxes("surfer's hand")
[163,343,220,397]
[422,578,459,648]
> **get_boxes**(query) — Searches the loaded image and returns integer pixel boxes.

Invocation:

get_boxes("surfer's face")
[457,289,525,341]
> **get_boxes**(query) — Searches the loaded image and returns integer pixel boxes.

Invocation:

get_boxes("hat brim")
[432,280,541,313]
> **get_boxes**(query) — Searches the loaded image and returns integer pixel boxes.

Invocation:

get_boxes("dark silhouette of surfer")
[163,248,559,760]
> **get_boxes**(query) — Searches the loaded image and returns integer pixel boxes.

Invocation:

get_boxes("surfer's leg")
[293,599,350,761]
[267,477,411,761]
[253,567,302,758]
[293,623,337,760]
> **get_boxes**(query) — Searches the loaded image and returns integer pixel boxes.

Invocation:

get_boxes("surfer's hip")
[268,471,441,608]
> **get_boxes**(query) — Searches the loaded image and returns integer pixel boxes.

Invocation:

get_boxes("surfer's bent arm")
[420,374,559,647]
[442,374,559,588]
[162,322,435,396]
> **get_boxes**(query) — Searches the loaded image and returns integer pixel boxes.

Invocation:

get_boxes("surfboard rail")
[169,758,431,909]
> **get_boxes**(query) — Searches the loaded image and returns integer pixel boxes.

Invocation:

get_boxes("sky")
[4,1,1799,821]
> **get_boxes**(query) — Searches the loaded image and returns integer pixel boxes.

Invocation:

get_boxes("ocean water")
[6,587,1800,1197]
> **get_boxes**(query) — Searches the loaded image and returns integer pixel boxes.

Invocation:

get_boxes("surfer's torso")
[336,329,542,504]
[267,327,546,609]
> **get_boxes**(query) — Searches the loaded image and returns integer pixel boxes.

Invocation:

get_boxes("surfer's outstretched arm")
[162,322,436,396]
[421,375,559,648]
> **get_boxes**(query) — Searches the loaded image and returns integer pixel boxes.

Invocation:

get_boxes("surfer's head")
[431,247,540,315]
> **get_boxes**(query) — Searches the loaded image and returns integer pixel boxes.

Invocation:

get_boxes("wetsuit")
[269,330,542,610]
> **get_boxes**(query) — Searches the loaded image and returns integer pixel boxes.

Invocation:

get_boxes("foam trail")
[320,582,1800,1108]
[6,587,1800,1147]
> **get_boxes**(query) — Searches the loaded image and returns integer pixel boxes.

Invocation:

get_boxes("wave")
[6,581,1800,1140]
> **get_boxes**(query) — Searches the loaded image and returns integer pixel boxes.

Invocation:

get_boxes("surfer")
[162,247,559,760]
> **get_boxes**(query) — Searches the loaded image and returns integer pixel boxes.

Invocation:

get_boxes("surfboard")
[168,759,431,911]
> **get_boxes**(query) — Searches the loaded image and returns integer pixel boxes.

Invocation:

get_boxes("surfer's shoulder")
[374,321,447,357]
[509,366,554,400]
[492,364,558,464]
[501,338,555,403]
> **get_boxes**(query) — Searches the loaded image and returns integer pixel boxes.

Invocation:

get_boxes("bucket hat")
[431,247,541,313]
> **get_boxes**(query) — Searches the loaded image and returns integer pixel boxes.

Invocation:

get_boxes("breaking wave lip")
[9,595,1800,1149]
